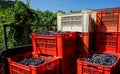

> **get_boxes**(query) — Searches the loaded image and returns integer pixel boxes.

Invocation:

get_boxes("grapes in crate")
[36,30,64,35]
[84,54,117,66]
[18,57,50,66]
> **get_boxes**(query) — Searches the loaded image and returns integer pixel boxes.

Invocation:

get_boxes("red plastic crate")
[31,32,76,58]
[0,63,5,74]
[7,52,61,74]
[76,32,94,58]
[61,53,76,74]
[77,52,120,74]
[96,9,120,32]
[32,32,76,74]
[96,32,118,53]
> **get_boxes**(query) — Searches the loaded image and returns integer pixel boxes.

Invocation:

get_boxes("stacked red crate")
[31,32,76,74]
[31,32,76,57]
[95,9,120,53]
[76,32,94,58]
[76,15,95,59]
[96,9,119,32]
[96,32,118,53]
[77,9,120,74]
[7,31,76,74]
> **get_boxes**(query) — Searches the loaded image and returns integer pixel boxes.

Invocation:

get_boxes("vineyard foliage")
[0,0,57,49]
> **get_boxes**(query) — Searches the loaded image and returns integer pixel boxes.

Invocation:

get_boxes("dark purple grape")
[18,57,50,66]
[84,54,117,66]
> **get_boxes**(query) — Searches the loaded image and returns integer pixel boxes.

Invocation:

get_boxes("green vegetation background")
[0,0,57,50]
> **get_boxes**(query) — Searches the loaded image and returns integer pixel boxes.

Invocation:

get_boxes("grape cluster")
[84,54,117,66]
[36,30,64,35]
[18,57,49,66]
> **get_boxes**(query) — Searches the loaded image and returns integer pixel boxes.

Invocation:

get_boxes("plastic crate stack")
[77,9,120,74]
[7,32,78,74]
[31,32,76,74]
[57,10,96,59]
[75,11,96,59]
[96,9,120,53]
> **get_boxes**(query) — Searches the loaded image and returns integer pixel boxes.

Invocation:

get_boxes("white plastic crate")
[57,10,96,32]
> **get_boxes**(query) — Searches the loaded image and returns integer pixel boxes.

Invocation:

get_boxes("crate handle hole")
[104,33,112,36]
[87,65,97,69]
